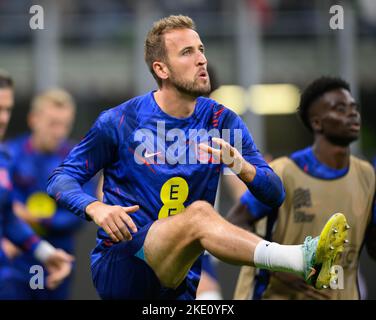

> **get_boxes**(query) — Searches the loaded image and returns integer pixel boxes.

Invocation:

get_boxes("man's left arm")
[200,111,285,208]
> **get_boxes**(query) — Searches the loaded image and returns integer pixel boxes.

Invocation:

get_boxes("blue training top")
[47,91,285,286]
[5,135,96,282]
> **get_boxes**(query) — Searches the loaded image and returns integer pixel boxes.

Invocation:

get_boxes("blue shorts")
[91,222,198,300]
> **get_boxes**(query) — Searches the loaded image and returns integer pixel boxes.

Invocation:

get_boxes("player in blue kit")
[0,70,73,299]
[47,16,349,299]
[4,89,96,299]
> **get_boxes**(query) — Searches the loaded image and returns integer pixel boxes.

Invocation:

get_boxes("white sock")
[254,240,304,276]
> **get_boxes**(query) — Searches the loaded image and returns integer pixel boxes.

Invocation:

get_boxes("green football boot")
[303,213,349,289]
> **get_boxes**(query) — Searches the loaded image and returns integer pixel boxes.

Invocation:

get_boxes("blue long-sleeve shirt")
[4,135,98,283]
[47,91,285,282]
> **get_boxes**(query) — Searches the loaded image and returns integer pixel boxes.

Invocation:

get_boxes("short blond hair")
[31,88,76,113]
[144,15,196,87]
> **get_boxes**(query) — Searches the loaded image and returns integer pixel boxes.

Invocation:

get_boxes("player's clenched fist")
[86,201,139,242]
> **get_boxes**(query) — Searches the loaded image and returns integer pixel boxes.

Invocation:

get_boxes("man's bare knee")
[185,201,220,236]
[188,200,217,218]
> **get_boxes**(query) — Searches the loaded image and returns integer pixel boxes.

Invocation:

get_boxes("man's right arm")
[47,111,139,242]
[47,111,115,221]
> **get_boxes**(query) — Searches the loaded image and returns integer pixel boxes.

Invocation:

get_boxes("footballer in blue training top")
[6,134,96,299]
[47,15,344,300]
[4,87,99,300]
[47,88,284,299]
[0,70,73,299]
